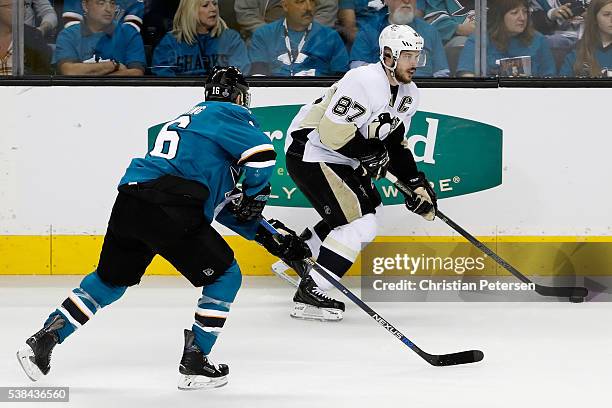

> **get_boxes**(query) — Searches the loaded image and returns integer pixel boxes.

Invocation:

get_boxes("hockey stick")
[261,219,484,367]
[385,173,589,301]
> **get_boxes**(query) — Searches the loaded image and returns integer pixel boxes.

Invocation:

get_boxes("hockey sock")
[46,270,127,343]
[306,220,331,259]
[310,214,377,291]
[305,230,322,260]
[310,235,355,291]
[192,260,242,355]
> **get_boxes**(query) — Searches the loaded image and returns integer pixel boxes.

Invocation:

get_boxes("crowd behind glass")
[0,0,610,78]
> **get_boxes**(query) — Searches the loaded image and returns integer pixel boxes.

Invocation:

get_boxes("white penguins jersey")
[285,62,420,167]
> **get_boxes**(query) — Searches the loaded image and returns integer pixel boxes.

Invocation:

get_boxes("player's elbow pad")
[243,166,275,196]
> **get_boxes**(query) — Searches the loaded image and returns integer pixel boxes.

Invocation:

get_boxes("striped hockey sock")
[47,271,127,343]
[191,260,242,354]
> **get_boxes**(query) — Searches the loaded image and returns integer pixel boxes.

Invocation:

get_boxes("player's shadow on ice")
[551,243,609,302]
[455,242,610,302]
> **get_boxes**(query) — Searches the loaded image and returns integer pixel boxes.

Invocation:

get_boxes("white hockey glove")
[404,172,437,221]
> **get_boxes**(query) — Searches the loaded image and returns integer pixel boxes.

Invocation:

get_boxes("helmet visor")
[397,51,427,68]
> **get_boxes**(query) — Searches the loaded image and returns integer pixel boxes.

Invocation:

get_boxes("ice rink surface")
[1,275,609,408]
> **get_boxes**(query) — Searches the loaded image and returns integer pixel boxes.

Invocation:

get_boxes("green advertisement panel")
[148,105,503,208]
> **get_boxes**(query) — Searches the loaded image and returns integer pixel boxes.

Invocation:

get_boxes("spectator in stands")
[559,0,612,76]
[338,0,431,46]
[0,0,12,75]
[422,0,475,46]
[235,0,338,39]
[530,0,585,55]
[25,0,58,39]
[248,0,348,76]
[152,0,249,76]
[337,0,388,45]
[350,0,450,77]
[457,0,557,76]
[62,0,144,32]
[142,0,240,47]
[1,0,52,75]
[53,0,145,75]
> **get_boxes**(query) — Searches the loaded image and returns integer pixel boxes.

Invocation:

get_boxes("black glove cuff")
[254,224,276,247]
[232,184,271,222]
[255,220,312,261]
[406,172,437,204]
[407,171,425,186]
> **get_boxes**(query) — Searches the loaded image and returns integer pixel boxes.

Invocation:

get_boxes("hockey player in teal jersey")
[16,66,310,390]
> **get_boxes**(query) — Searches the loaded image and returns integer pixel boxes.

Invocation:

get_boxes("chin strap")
[380,59,399,80]
[381,59,396,74]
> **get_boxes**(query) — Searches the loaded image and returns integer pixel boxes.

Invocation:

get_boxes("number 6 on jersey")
[150,115,192,159]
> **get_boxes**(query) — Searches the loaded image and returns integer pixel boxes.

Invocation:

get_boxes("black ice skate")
[291,275,345,322]
[16,314,64,381]
[178,329,229,390]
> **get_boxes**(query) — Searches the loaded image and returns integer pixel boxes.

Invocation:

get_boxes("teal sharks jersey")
[120,101,276,238]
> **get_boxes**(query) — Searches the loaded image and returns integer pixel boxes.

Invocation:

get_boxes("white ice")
[1,275,610,408]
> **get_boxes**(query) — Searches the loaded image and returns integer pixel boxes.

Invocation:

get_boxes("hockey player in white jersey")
[281,24,438,321]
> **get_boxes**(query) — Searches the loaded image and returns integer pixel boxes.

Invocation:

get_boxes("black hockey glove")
[230,184,271,222]
[255,219,312,261]
[404,172,437,221]
[358,139,390,180]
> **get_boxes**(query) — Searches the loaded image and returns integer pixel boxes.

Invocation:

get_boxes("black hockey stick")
[385,173,589,301]
[261,219,484,367]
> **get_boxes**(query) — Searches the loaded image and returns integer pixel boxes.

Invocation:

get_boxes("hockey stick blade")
[384,173,589,301]
[534,284,588,299]
[260,219,484,367]
[423,349,484,366]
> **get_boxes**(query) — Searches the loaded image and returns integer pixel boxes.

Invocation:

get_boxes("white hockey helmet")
[379,24,425,71]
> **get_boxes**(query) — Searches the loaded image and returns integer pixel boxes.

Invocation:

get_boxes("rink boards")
[1,86,611,276]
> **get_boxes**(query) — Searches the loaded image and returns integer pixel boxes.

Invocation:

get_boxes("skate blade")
[178,374,228,390]
[290,302,343,322]
[272,259,311,279]
[271,260,300,287]
[16,347,43,382]
[271,260,290,275]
